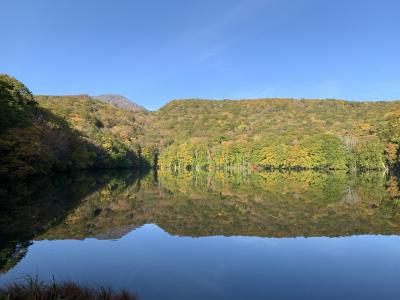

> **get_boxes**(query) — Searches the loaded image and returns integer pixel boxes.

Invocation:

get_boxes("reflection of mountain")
[34,170,400,241]
[0,170,147,273]
[37,172,161,240]
[2,170,400,272]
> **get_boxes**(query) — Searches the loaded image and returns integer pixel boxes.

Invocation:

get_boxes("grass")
[0,276,137,300]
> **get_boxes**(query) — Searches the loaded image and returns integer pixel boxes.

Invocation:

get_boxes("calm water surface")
[1,170,400,300]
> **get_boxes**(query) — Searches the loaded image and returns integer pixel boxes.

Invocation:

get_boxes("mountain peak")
[93,94,147,112]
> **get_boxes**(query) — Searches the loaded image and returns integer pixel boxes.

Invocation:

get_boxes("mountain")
[1,74,400,179]
[94,94,147,112]
[35,94,157,168]
[0,75,157,179]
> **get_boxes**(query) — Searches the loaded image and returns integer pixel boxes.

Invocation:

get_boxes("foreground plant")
[0,277,137,300]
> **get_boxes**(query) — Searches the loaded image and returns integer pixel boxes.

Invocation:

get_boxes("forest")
[1,74,400,179]
[155,99,400,172]
[0,75,156,179]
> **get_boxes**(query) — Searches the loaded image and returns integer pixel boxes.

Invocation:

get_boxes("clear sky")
[1,0,399,110]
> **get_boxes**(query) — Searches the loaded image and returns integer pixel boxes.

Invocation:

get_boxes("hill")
[36,94,158,167]
[1,75,400,179]
[0,75,156,179]
[94,94,147,112]
[151,99,400,171]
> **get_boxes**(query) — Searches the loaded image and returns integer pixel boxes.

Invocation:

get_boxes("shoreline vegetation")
[1,74,400,181]
[0,276,136,300]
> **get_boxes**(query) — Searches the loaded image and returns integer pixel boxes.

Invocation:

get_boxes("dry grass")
[0,277,137,300]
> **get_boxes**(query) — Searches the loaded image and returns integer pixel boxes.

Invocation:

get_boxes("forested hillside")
[36,94,157,167]
[153,99,400,171]
[1,74,400,179]
[0,75,155,179]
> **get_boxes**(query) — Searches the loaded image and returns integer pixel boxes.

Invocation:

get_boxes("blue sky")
[1,0,399,110]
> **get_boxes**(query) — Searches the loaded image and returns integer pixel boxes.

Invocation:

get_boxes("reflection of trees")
[151,171,400,237]
[0,169,148,273]
[35,170,400,242]
[0,241,30,274]
[2,170,400,273]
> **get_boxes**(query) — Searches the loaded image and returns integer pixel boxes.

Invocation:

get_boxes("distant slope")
[94,94,147,112]
[154,98,400,142]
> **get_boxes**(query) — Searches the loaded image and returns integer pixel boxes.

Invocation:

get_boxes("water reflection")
[0,170,145,273]
[1,170,400,299]
[16,170,400,241]
[1,170,400,253]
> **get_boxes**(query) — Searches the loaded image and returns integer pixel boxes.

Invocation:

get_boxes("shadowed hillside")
[36,94,157,168]
[0,75,156,180]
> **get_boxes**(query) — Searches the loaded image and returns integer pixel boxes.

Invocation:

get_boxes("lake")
[1,170,400,300]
